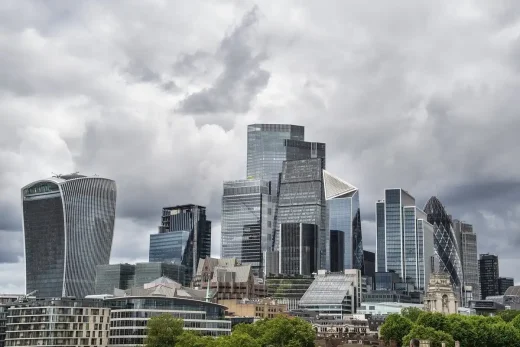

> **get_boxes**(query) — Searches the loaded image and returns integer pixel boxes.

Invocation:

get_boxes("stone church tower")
[423,272,459,314]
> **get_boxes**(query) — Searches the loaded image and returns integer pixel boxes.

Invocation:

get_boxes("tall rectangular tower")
[151,204,211,284]
[221,179,273,277]
[375,189,434,290]
[454,220,480,304]
[323,170,364,272]
[277,158,327,270]
[479,253,499,299]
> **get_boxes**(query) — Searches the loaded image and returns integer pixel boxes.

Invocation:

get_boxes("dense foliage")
[145,314,316,347]
[379,309,520,347]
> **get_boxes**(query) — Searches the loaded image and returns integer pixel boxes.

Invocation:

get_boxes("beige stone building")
[219,299,287,319]
[423,273,459,314]
[5,298,110,347]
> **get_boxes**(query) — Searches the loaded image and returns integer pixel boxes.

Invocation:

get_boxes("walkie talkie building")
[21,173,117,298]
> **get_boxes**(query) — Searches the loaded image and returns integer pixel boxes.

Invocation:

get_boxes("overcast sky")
[1,0,520,293]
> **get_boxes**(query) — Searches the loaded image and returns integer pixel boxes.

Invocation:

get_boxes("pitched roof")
[323,170,357,200]
[300,273,356,305]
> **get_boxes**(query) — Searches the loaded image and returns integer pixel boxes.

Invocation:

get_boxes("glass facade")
[246,124,326,263]
[22,175,117,298]
[330,230,345,272]
[276,158,327,271]
[279,223,318,275]
[376,202,386,272]
[133,262,185,288]
[299,272,359,319]
[105,297,230,345]
[220,180,272,277]
[375,189,433,291]
[149,231,190,263]
[454,220,480,304]
[153,205,211,284]
[479,254,499,299]
[95,264,136,295]
[374,272,400,291]
[325,171,364,272]
[423,197,464,289]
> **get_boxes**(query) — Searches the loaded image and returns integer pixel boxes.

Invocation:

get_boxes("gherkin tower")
[423,196,463,288]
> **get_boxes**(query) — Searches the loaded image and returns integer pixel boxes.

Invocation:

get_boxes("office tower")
[454,220,480,304]
[151,205,211,284]
[220,180,273,277]
[246,124,326,194]
[279,223,318,275]
[363,251,376,278]
[375,271,401,291]
[330,230,345,272]
[277,158,328,270]
[479,253,499,299]
[246,124,326,256]
[499,277,515,295]
[21,173,117,298]
[375,189,434,291]
[423,197,463,289]
[324,170,363,271]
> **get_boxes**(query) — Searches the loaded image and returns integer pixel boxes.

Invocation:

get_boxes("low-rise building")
[358,302,423,316]
[5,298,110,347]
[0,296,22,347]
[299,270,361,319]
[103,276,231,346]
[193,257,266,300]
[219,299,286,319]
[265,275,314,310]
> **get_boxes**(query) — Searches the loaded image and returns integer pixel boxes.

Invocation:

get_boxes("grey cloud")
[0,231,23,263]
[177,6,270,114]
[1,0,520,288]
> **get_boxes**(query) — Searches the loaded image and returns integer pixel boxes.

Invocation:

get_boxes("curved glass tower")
[22,173,117,298]
[423,196,463,288]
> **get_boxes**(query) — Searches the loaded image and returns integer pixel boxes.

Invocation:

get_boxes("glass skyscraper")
[324,170,363,272]
[454,220,480,303]
[479,253,499,300]
[21,173,117,298]
[151,205,211,284]
[375,189,434,291]
[277,158,328,270]
[423,197,464,290]
[220,179,273,277]
[279,223,318,275]
[246,124,326,257]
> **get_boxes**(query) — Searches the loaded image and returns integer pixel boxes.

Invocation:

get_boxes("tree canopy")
[401,307,422,323]
[381,310,520,347]
[145,314,315,347]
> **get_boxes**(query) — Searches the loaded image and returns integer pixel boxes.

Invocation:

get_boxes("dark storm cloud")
[1,0,520,288]
[178,6,270,114]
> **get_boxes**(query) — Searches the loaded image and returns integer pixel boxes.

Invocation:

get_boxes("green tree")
[445,314,477,347]
[401,307,423,323]
[489,321,520,347]
[258,316,315,347]
[379,314,413,347]
[510,313,520,330]
[402,325,454,347]
[498,309,520,322]
[145,314,184,347]
[215,332,261,347]
[416,312,449,332]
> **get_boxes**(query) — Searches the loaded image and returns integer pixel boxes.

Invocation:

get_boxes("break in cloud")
[1,0,520,293]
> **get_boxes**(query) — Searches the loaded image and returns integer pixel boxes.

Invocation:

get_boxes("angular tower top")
[323,170,358,200]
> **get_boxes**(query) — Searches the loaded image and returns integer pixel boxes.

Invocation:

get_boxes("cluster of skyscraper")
[375,190,482,303]
[221,124,365,279]
[20,123,500,305]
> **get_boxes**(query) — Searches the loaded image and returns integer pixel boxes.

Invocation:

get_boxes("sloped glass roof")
[299,274,355,305]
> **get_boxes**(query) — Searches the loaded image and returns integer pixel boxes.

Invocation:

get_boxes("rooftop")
[300,273,356,305]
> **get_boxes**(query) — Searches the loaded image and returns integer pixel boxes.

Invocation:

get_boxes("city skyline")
[1,1,520,293]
